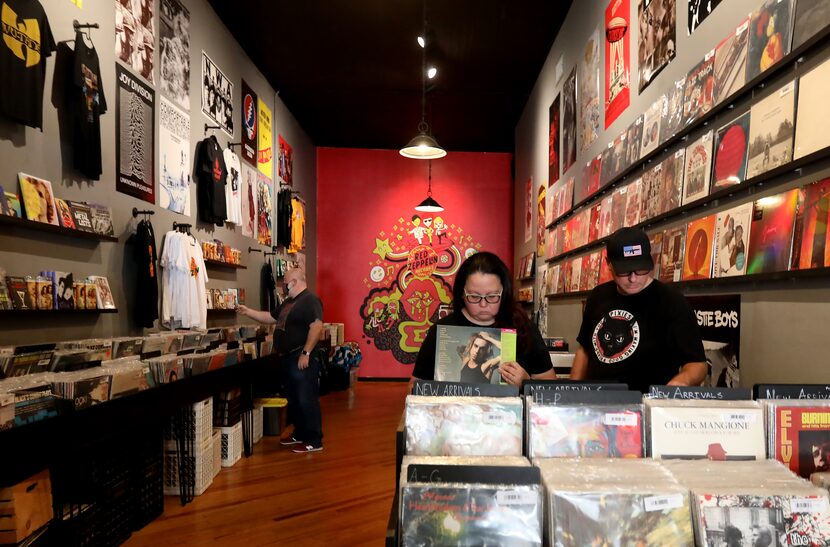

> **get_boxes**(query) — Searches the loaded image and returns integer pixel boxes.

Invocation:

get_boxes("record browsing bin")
[163,434,215,497]
[216,421,243,468]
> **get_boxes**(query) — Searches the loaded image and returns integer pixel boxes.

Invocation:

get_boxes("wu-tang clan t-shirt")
[0,0,56,129]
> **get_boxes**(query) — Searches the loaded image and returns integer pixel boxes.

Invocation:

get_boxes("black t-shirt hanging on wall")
[0,0,56,129]
[70,31,106,179]
[196,136,228,226]
[132,218,158,328]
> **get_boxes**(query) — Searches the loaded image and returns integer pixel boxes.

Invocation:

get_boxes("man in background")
[238,268,324,453]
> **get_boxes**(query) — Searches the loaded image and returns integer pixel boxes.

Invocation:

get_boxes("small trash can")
[255,397,287,436]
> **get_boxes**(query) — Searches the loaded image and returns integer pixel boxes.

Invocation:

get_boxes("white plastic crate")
[211,429,221,479]
[162,435,214,496]
[252,405,264,444]
[215,421,242,467]
[164,397,213,448]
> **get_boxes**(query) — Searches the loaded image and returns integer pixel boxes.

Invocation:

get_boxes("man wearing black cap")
[570,227,707,392]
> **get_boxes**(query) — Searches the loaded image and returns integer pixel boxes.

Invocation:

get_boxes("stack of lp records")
[537,458,694,546]
[762,399,830,480]
[405,395,523,456]
[399,458,542,546]
[527,390,644,458]
[665,460,830,546]
[646,399,765,460]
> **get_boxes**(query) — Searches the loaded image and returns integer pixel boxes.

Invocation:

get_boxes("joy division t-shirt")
[0,0,56,128]
[576,280,706,393]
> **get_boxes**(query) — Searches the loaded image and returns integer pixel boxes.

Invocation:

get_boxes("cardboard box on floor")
[0,470,52,544]
[324,323,345,346]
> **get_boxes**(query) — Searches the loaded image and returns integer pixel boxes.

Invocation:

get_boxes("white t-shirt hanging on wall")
[160,231,209,329]
[223,149,243,225]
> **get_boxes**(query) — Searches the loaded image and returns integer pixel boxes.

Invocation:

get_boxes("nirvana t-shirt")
[0,0,56,128]
[71,31,106,179]
[270,289,323,354]
[576,280,705,393]
[196,136,227,225]
[413,313,552,380]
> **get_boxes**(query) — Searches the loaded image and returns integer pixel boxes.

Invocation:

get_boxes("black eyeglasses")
[614,269,651,277]
[464,291,502,304]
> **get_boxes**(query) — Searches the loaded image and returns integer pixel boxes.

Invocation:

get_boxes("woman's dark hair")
[452,252,531,344]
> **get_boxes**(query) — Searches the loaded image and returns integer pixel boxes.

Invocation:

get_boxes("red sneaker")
[279,436,302,446]
[292,444,323,453]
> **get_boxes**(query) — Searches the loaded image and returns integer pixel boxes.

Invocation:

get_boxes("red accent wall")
[316,148,514,378]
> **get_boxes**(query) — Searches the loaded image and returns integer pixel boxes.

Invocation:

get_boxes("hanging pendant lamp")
[415,160,444,212]
[400,1,446,160]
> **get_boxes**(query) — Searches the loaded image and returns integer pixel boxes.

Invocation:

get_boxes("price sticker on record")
[791,497,828,514]
[602,412,639,427]
[483,411,516,426]
[722,412,757,423]
[643,494,685,512]
[496,490,537,506]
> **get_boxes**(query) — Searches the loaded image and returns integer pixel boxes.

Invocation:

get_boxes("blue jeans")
[280,351,323,447]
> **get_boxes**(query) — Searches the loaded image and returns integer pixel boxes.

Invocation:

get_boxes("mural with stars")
[359,214,482,364]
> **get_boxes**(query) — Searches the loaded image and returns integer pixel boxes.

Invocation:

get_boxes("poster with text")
[115,0,155,84]
[688,0,723,34]
[201,51,234,137]
[562,67,578,172]
[159,0,190,111]
[637,0,676,92]
[240,163,257,239]
[687,294,740,388]
[158,96,190,215]
[549,94,560,185]
[257,98,273,178]
[605,0,631,128]
[116,64,155,203]
[240,80,258,167]
[579,28,602,153]
[278,135,293,186]
[257,173,273,246]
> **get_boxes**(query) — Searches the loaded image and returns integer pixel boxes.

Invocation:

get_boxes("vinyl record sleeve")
[747,189,799,274]
[713,202,754,278]
[567,257,582,293]
[682,50,715,126]
[405,396,524,456]
[625,115,644,167]
[746,81,795,179]
[661,76,686,143]
[792,177,830,270]
[771,403,830,478]
[714,18,750,104]
[713,112,751,190]
[623,178,642,228]
[682,130,714,205]
[682,214,716,280]
[579,252,601,292]
[746,0,793,83]
[640,162,663,221]
[659,225,687,283]
[794,55,830,160]
[18,173,58,226]
[640,96,664,158]
[400,483,542,547]
[791,0,830,51]
[528,402,643,458]
[649,231,663,280]
[599,194,614,238]
[552,490,693,546]
[657,149,685,216]
[648,401,766,460]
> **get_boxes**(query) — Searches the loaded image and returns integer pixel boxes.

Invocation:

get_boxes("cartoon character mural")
[360,214,482,365]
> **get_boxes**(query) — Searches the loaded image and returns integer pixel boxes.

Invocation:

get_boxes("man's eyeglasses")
[614,269,651,278]
[464,291,502,304]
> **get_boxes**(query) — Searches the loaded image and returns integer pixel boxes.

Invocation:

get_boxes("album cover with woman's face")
[434,325,517,384]
[18,173,58,226]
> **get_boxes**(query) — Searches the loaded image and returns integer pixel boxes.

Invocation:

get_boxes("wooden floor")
[127,381,409,547]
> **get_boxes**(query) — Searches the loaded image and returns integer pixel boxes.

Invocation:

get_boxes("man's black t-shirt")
[576,280,705,393]
[0,0,56,129]
[71,31,106,179]
[196,136,227,225]
[413,313,552,380]
[270,289,323,354]
[133,219,158,328]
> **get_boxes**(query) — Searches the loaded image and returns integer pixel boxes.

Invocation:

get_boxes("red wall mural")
[317,148,514,378]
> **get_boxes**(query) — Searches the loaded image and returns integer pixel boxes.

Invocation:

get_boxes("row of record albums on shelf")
[0,323,276,431]
[395,379,830,546]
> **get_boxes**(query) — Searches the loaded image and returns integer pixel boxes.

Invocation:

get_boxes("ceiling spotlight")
[417,35,425,48]
[427,67,437,79]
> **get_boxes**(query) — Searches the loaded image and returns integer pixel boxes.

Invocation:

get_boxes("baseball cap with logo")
[606,227,654,273]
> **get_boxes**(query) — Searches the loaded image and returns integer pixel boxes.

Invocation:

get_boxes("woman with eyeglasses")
[412,252,556,387]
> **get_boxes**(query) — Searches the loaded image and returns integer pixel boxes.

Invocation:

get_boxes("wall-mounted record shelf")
[545,266,830,301]
[0,308,118,315]
[0,214,118,242]
[545,21,830,233]
[204,259,247,270]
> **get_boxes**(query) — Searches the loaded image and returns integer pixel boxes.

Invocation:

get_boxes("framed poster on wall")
[116,64,155,203]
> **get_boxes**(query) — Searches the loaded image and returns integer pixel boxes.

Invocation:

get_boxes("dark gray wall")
[515,0,830,387]
[0,0,316,345]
